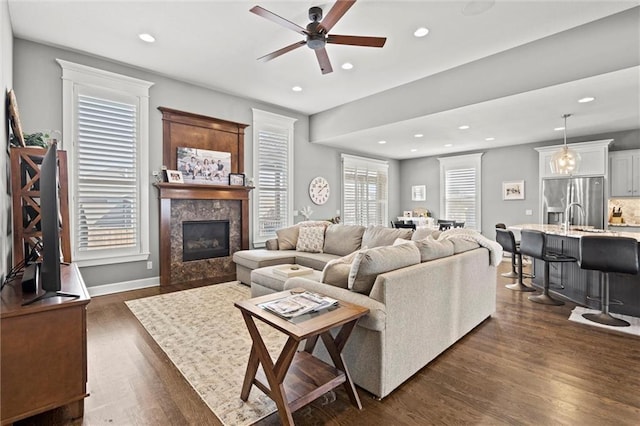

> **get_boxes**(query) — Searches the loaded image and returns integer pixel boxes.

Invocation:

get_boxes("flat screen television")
[23,142,77,305]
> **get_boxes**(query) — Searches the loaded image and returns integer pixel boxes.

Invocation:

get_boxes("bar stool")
[496,228,535,292]
[578,236,639,327]
[496,223,531,279]
[519,229,577,306]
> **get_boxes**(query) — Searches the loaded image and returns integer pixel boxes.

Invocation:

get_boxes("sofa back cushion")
[412,228,441,241]
[394,236,455,262]
[361,225,412,249]
[276,226,299,250]
[323,224,365,256]
[449,238,481,254]
[320,251,359,289]
[349,243,420,294]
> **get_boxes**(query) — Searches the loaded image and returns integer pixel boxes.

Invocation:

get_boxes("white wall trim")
[87,276,159,297]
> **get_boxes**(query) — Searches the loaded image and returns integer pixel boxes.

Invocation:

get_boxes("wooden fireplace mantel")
[155,182,254,200]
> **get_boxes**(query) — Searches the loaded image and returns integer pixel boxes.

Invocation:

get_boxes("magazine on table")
[259,291,338,318]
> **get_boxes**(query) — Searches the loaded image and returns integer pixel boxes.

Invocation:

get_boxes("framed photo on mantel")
[229,173,245,186]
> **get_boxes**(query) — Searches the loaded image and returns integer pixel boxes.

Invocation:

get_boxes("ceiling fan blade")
[315,48,333,74]
[327,34,386,48]
[320,0,356,32]
[258,41,306,62]
[250,5,308,36]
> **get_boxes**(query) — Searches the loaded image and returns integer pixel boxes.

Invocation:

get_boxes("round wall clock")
[309,176,330,205]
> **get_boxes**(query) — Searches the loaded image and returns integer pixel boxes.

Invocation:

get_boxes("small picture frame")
[229,173,245,186]
[503,180,525,200]
[403,210,413,218]
[411,185,426,201]
[164,169,184,183]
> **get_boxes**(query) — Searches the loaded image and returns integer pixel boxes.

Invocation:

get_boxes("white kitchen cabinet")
[609,149,640,197]
[535,139,612,179]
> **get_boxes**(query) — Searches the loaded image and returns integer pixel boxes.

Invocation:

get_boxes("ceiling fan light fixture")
[550,113,581,175]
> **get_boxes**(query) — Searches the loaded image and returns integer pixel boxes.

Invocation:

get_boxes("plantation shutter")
[445,168,477,229]
[342,154,388,227]
[256,128,289,239]
[75,94,138,252]
[439,153,483,231]
[252,109,296,245]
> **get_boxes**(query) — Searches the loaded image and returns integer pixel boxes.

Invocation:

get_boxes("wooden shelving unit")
[10,146,71,266]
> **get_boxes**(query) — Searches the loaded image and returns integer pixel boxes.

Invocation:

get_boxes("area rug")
[125,282,287,425]
[569,306,640,337]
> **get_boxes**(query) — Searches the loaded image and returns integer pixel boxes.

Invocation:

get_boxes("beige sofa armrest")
[283,277,386,331]
[265,238,279,250]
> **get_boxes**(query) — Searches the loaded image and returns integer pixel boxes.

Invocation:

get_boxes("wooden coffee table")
[234,288,369,425]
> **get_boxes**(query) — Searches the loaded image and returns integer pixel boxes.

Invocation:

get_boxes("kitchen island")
[509,224,640,317]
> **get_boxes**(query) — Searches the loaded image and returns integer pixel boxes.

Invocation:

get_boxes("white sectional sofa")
[232,223,501,398]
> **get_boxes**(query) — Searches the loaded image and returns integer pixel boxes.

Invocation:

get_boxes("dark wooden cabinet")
[1,264,90,425]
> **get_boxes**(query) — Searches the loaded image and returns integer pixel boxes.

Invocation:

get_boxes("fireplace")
[182,220,230,261]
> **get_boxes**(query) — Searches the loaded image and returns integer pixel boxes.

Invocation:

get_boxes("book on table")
[259,291,338,318]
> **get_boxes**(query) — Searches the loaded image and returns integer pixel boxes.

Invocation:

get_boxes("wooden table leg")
[239,311,299,425]
[320,320,362,409]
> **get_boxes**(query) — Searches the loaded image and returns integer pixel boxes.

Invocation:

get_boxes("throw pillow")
[296,225,325,253]
[412,228,441,241]
[349,243,420,295]
[323,224,365,256]
[361,225,413,248]
[276,225,299,250]
[321,250,359,289]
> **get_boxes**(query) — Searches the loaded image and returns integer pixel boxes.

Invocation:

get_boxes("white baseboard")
[88,276,160,297]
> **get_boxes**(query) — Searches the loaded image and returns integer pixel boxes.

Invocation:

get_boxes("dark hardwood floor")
[16,262,640,425]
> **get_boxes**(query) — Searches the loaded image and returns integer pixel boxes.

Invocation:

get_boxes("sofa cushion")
[232,249,296,270]
[361,225,412,249]
[276,226,299,250]
[294,252,339,271]
[450,238,481,254]
[349,243,421,294]
[323,224,365,256]
[396,236,455,262]
[412,228,441,241]
[296,226,325,253]
[320,251,359,289]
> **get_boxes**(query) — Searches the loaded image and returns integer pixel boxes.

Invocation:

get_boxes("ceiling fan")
[250,0,386,75]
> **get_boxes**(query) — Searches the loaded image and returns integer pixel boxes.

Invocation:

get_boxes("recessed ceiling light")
[485,137,495,141]
[341,62,354,70]
[378,140,387,144]
[458,125,470,130]
[414,133,424,138]
[578,96,595,103]
[138,33,155,43]
[444,143,453,147]
[410,149,418,152]
[292,86,302,92]
[554,126,565,131]
[414,27,430,37]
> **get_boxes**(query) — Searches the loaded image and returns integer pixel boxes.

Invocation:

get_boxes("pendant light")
[550,113,580,175]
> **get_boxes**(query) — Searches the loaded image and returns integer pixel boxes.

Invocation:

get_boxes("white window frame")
[438,153,483,232]
[251,108,296,246]
[58,59,153,267]
[341,154,389,227]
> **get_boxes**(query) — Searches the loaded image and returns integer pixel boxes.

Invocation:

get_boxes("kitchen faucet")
[564,202,584,232]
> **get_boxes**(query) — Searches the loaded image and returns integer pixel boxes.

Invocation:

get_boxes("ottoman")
[251,264,322,297]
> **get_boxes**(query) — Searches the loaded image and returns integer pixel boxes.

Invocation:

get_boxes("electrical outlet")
[525,209,533,216]
[147,261,153,270]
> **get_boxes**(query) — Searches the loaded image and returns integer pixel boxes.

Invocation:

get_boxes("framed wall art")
[502,180,525,200]
[177,146,231,184]
[229,173,245,186]
[411,185,426,201]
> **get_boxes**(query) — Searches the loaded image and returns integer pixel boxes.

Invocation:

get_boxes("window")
[342,154,388,227]
[252,109,296,245]
[438,153,483,231]
[58,59,153,266]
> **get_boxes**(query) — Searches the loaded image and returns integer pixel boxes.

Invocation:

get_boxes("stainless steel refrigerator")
[541,177,605,228]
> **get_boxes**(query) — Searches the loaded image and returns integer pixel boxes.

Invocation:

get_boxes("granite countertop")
[608,223,640,227]
[509,224,640,242]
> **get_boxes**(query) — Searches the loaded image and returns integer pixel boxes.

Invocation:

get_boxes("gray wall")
[399,128,640,238]
[1,0,13,287]
[11,38,400,287]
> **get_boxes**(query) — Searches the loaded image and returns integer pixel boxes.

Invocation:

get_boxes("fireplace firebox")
[182,220,230,262]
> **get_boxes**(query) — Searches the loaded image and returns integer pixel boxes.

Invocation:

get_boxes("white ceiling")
[7,0,640,159]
